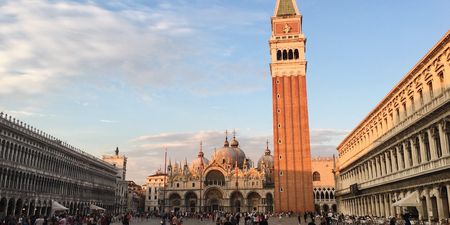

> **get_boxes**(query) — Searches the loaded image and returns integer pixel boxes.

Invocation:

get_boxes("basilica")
[160,134,275,213]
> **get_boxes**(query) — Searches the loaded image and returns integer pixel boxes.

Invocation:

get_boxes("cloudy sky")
[0,0,449,184]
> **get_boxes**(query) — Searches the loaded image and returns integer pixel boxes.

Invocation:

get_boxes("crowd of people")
[2,211,447,225]
[0,213,114,225]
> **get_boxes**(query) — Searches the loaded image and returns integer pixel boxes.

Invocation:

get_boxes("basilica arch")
[204,187,223,212]
[229,191,244,213]
[168,193,182,212]
[247,192,261,212]
[184,192,198,213]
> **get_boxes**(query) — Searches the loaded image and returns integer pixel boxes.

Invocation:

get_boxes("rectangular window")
[402,102,407,119]
[396,108,400,123]
[410,97,415,113]
[419,90,424,106]
[428,82,434,100]
[424,133,431,161]
[435,135,442,158]
[439,72,445,93]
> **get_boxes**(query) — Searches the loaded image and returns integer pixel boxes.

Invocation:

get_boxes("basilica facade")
[162,135,275,213]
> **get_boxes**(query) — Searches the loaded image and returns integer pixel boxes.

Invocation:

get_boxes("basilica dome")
[257,144,274,170]
[190,157,209,173]
[212,136,247,168]
[190,143,209,173]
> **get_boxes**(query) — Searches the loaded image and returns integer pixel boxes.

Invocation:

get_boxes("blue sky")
[0,0,449,183]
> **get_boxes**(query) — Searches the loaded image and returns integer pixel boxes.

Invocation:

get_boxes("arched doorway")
[430,195,439,221]
[314,204,320,213]
[204,187,223,212]
[247,192,261,212]
[7,198,15,216]
[0,198,7,218]
[184,192,198,213]
[323,204,329,213]
[440,186,449,218]
[265,193,273,213]
[168,193,182,213]
[421,197,428,219]
[229,191,244,213]
[332,204,337,213]
[15,199,23,216]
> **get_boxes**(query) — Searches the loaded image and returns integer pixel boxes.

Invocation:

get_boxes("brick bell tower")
[269,0,313,212]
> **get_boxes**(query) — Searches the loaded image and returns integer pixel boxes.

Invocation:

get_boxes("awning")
[392,191,420,207]
[52,201,68,211]
[89,204,106,211]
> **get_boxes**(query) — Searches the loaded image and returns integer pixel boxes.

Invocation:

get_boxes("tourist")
[35,216,44,225]
[389,217,396,225]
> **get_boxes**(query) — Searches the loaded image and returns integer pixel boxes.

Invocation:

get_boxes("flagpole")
[163,146,167,214]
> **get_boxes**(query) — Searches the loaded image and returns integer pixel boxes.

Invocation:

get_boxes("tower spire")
[274,0,300,17]
[224,130,230,147]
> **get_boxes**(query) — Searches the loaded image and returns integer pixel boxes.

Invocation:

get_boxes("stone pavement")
[115,216,320,225]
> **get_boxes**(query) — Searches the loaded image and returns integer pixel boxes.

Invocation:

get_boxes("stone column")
[389,193,395,217]
[435,187,446,220]
[404,142,411,169]
[395,146,402,172]
[372,196,377,217]
[425,190,432,222]
[439,121,449,156]
[385,194,390,217]
[428,129,437,160]
[447,185,450,217]
[419,132,428,162]
[379,156,385,177]
[391,149,397,173]
[365,163,369,180]
[411,139,419,166]
[385,152,391,174]
[368,196,372,216]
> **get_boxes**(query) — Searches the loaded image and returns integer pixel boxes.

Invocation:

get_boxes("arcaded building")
[162,135,275,213]
[269,0,314,212]
[312,157,337,213]
[336,31,450,221]
[0,113,117,218]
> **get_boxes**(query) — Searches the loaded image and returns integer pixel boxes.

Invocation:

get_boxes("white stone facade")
[336,31,450,221]
[143,172,166,213]
[0,113,116,219]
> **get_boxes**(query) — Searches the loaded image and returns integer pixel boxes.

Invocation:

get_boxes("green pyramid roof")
[277,0,297,16]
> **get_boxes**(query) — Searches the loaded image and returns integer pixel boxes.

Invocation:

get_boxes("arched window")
[277,50,282,60]
[282,50,288,60]
[313,171,320,181]
[294,49,299,59]
[288,49,293,60]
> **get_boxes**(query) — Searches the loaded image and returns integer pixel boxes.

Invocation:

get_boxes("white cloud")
[100,119,118,123]
[0,0,268,99]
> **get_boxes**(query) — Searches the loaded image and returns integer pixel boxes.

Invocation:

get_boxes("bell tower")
[269,0,313,212]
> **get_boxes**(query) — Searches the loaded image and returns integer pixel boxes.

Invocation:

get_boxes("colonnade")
[0,113,117,217]
[0,197,108,218]
[340,184,450,221]
[340,118,450,188]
